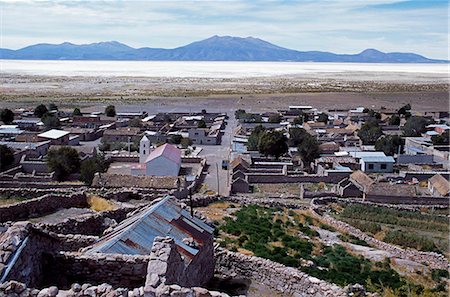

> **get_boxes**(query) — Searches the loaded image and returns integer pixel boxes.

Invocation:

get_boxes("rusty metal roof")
[83,196,214,261]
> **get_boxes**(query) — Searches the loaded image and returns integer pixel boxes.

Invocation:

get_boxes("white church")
[131,135,181,177]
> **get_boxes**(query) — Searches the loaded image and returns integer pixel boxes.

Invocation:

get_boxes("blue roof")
[84,196,214,261]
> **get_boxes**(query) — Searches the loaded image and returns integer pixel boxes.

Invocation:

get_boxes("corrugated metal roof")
[84,196,213,262]
[360,156,395,163]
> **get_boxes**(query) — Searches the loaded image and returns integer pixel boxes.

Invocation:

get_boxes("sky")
[0,0,448,59]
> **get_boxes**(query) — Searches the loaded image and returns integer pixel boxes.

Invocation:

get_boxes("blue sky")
[0,0,448,58]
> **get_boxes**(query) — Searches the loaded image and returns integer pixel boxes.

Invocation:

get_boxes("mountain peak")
[1,37,446,63]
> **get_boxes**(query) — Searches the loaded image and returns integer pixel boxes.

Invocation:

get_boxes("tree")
[358,119,383,144]
[288,128,310,147]
[388,115,400,126]
[235,109,246,119]
[297,134,320,168]
[402,116,429,137]
[198,119,206,128]
[317,113,329,123]
[80,154,109,185]
[129,117,142,128]
[34,104,48,118]
[180,138,191,149]
[398,104,411,116]
[201,109,207,114]
[258,130,288,159]
[105,105,116,117]
[170,134,183,144]
[0,109,14,124]
[47,147,81,181]
[375,135,403,156]
[0,145,14,170]
[42,113,60,128]
[247,125,266,151]
[73,107,82,116]
[431,130,449,145]
[268,114,282,123]
[48,103,58,111]
[293,116,303,125]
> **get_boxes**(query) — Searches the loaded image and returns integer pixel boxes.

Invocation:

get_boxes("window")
[368,163,374,170]
[381,163,387,170]
[143,150,146,155]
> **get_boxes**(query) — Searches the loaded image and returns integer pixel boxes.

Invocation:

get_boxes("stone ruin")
[0,189,375,297]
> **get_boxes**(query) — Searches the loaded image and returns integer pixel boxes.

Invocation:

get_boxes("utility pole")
[189,188,193,217]
[216,163,220,196]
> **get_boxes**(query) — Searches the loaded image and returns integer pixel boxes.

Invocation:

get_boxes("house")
[230,156,250,173]
[188,128,221,145]
[135,143,181,177]
[0,125,24,140]
[231,177,250,193]
[12,119,43,131]
[82,196,214,287]
[102,127,142,143]
[428,174,450,197]
[359,155,395,173]
[37,129,70,145]
[349,151,394,173]
[349,170,374,199]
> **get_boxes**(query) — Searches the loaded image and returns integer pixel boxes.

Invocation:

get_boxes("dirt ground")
[0,74,448,113]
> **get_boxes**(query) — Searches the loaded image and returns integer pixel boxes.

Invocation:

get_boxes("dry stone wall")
[215,248,348,297]
[309,204,449,270]
[0,193,88,223]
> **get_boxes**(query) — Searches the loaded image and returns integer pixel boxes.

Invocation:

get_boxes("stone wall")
[40,206,136,236]
[0,222,57,287]
[48,252,150,289]
[247,172,349,184]
[215,248,347,297]
[309,205,449,270]
[0,193,88,223]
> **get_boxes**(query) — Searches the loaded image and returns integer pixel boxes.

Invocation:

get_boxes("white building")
[133,137,181,177]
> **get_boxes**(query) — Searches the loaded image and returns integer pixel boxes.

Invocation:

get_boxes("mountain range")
[0,35,447,63]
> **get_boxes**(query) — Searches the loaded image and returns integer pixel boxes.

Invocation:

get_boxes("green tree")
[180,138,191,149]
[170,134,183,144]
[388,115,400,126]
[47,147,81,181]
[358,119,383,144]
[73,107,82,116]
[288,128,310,147]
[247,125,266,151]
[258,130,288,159]
[34,104,48,118]
[129,117,142,128]
[268,114,282,123]
[402,116,429,137]
[0,145,14,170]
[317,113,329,123]
[297,134,320,168]
[397,104,411,116]
[48,103,58,111]
[80,154,109,185]
[431,130,449,145]
[0,109,14,124]
[293,116,303,125]
[235,109,246,119]
[375,135,403,156]
[105,105,116,117]
[198,119,206,128]
[42,113,60,128]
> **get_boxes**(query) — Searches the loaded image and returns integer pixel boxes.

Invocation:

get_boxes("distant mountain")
[0,36,447,63]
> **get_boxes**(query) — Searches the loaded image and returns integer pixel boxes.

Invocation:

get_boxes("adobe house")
[230,156,250,174]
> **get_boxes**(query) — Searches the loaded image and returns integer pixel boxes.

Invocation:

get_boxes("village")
[0,101,449,297]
